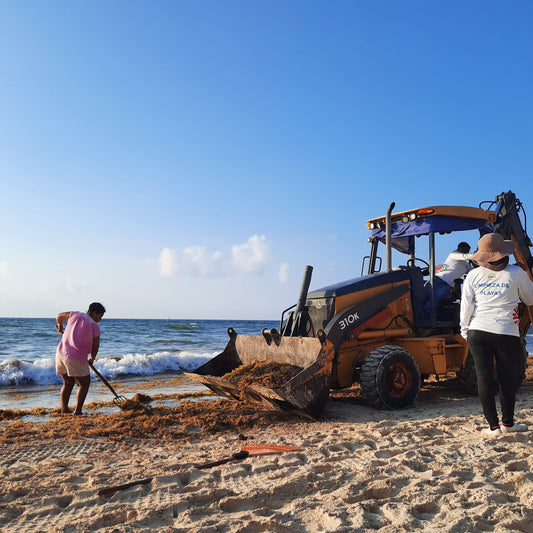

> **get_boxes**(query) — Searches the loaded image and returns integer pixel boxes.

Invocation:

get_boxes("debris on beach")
[222,360,303,391]
[0,408,25,421]
[0,394,301,445]
[120,393,153,413]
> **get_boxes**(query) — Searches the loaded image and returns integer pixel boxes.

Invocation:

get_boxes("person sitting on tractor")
[425,241,474,314]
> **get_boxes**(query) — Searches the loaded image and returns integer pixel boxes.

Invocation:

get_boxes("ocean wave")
[96,350,214,378]
[0,357,57,386]
[167,323,199,330]
[1,335,532,388]
[0,350,217,387]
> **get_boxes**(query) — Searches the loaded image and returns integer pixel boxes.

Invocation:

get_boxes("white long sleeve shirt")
[460,264,533,338]
[436,250,474,286]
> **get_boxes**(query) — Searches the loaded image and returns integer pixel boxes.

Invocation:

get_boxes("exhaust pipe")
[291,265,313,336]
[295,265,313,315]
[386,202,395,272]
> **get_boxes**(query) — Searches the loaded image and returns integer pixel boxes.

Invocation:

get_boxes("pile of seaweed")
[222,360,303,391]
[0,366,312,445]
[119,393,153,413]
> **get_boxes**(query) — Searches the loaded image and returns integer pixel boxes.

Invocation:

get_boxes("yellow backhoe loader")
[186,191,533,418]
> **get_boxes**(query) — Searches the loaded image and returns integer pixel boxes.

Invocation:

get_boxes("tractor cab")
[364,204,497,330]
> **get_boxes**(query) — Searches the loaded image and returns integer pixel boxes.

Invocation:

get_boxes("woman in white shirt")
[460,233,533,437]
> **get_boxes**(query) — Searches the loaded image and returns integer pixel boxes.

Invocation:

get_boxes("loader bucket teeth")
[184,329,335,419]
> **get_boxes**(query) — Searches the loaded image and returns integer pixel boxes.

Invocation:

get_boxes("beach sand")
[1,377,533,533]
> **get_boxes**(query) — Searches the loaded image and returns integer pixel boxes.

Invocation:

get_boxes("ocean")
[0,318,278,410]
[1,317,532,411]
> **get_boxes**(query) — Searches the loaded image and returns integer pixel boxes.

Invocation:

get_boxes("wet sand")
[0,373,204,411]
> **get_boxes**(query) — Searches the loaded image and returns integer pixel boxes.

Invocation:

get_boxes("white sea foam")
[0,350,217,387]
[96,351,215,378]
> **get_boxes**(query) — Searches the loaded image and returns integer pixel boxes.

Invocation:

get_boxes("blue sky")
[1,1,532,319]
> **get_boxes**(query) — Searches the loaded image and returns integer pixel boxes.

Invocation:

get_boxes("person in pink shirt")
[55,302,106,415]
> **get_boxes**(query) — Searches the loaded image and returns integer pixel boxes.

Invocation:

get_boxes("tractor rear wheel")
[456,352,478,395]
[457,345,527,396]
[360,345,420,409]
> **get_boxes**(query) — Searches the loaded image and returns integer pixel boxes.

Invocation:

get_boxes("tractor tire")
[456,352,478,396]
[360,345,421,409]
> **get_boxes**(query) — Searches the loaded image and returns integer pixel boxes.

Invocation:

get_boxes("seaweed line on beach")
[0,394,302,445]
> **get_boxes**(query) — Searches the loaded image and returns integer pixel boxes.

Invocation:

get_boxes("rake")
[89,362,128,409]
[193,443,302,469]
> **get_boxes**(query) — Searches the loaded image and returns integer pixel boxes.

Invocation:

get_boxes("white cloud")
[182,246,224,276]
[278,262,289,283]
[232,235,270,274]
[159,246,225,277]
[160,235,272,279]
[160,248,178,277]
[0,262,9,279]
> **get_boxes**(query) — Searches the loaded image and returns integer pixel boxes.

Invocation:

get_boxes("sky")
[1,1,532,320]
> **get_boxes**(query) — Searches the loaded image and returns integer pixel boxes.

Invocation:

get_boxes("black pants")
[467,329,524,428]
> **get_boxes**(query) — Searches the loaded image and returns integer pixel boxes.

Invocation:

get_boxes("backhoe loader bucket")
[184,328,335,419]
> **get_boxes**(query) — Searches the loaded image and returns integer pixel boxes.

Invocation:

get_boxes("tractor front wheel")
[360,345,421,409]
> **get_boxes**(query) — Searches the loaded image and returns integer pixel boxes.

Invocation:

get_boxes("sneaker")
[481,427,501,438]
[501,424,528,433]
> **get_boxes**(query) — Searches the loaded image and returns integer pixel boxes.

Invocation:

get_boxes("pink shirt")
[57,312,101,363]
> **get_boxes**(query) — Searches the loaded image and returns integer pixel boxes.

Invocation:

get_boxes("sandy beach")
[1,376,533,533]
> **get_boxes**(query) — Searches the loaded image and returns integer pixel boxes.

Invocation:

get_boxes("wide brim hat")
[472,233,515,267]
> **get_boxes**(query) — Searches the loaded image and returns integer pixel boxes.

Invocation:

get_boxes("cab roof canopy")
[367,205,497,254]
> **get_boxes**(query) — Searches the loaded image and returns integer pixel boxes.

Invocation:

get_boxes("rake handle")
[89,362,121,399]
[194,450,250,469]
[97,477,153,496]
